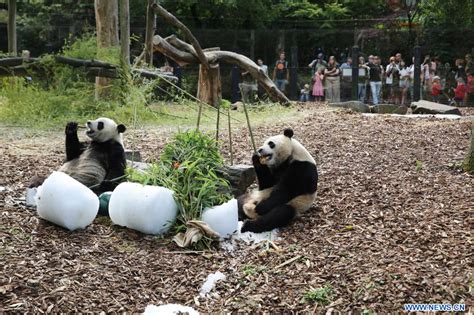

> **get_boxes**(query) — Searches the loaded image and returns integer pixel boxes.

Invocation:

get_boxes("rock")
[124,149,142,162]
[371,104,408,114]
[411,100,462,115]
[127,160,150,172]
[221,164,256,197]
[231,101,243,110]
[329,101,371,113]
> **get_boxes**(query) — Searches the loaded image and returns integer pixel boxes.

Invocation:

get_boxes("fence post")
[413,46,421,102]
[290,45,298,100]
[351,45,359,101]
[231,65,240,103]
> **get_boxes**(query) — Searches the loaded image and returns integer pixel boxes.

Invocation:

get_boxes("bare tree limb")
[151,3,209,70]
[153,35,290,105]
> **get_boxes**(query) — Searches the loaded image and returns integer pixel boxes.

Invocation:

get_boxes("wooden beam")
[7,0,17,55]
[119,0,130,66]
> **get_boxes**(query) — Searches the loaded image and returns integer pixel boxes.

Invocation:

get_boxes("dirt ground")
[1,107,473,313]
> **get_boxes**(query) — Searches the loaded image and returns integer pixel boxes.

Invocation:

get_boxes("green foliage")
[303,285,334,305]
[0,34,159,128]
[128,130,232,231]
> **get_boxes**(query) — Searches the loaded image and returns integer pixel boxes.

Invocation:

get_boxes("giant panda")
[30,117,127,196]
[238,128,318,233]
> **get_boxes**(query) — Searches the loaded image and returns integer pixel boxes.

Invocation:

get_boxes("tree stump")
[198,62,221,107]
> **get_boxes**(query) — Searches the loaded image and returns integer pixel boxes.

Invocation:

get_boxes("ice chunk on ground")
[143,304,199,315]
[201,199,238,238]
[220,221,280,252]
[26,187,37,207]
[109,182,178,235]
[35,172,99,231]
[199,271,226,297]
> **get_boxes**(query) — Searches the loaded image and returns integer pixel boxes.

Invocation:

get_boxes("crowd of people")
[263,51,474,107]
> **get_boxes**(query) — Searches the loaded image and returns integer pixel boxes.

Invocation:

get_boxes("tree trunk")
[144,0,156,66]
[7,0,17,55]
[119,0,130,66]
[463,124,474,173]
[94,0,119,99]
[198,63,221,107]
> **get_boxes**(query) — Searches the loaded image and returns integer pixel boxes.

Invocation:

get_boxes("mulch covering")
[1,108,473,313]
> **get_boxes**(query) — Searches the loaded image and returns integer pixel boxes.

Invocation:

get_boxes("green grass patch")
[303,285,334,305]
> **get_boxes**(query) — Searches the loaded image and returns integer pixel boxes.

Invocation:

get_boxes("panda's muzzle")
[86,122,96,136]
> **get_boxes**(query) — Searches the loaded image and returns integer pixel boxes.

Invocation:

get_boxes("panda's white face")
[258,134,292,168]
[85,117,126,144]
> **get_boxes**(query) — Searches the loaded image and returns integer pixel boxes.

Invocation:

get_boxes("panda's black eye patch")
[268,141,275,149]
[97,122,104,130]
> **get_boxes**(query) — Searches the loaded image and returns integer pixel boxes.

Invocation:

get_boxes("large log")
[55,56,117,69]
[153,35,290,105]
[0,57,38,67]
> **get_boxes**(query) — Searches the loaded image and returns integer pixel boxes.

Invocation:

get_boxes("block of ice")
[143,304,199,315]
[201,199,238,238]
[35,171,99,231]
[109,182,178,235]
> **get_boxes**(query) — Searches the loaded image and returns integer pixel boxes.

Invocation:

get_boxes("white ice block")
[35,171,99,231]
[201,199,238,238]
[109,182,178,235]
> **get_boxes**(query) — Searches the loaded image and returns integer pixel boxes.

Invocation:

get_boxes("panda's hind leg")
[241,204,296,233]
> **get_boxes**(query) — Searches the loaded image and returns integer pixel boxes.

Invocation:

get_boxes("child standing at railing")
[312,68,324,102]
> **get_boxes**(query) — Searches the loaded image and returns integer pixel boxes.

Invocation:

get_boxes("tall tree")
[144,0,156,66]
[7,0,17,55]
[119,0,130,66]
[94,0,119,98]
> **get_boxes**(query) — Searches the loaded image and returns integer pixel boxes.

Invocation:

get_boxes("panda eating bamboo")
[238,128,318,233]
[30,117,127,195]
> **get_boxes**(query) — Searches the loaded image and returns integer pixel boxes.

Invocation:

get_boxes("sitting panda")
[30,117,127,196]
[238,128,318,233]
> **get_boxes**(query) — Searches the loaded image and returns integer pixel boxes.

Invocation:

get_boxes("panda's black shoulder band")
[283,128,294,138]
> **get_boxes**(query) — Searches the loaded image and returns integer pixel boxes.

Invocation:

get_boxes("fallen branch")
[275,255,302,269]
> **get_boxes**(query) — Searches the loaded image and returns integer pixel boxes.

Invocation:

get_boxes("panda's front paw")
[65,122,78,135]
[252,153,261,166]
[241,220,255,233]
[241,220,264,233]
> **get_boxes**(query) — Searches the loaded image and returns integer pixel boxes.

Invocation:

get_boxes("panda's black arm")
[252,154,275,189]
[255,161,318,216]
[255,185,290,215]
[98,144,127,193]
[65,122,87,161]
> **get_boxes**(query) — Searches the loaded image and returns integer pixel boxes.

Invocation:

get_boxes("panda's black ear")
[283,128,294,138]
[117,124,126,133]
